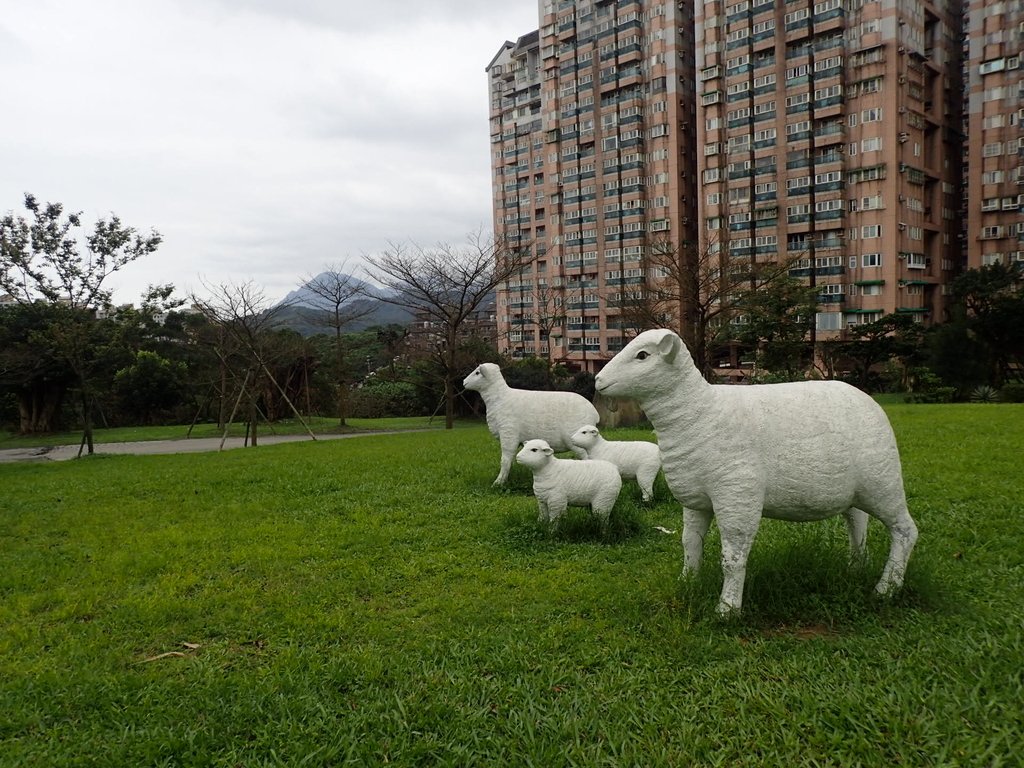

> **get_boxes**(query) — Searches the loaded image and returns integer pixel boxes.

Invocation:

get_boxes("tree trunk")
[17,385,64,434]
[444,331,457,430]
[336,328,347,427]
[79,388,95,456]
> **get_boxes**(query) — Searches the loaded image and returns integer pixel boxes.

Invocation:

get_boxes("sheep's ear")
[655,330,680,363]
[543,446,554,456]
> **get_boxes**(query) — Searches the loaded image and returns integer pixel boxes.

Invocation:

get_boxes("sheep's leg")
[494,439,517,486]
[537,498,550,523]
[681,507,713,574]
[844,508,869,560]
[547,496,568,527]
[637,467,658,502]
[716,509,761,616]
[873,506,918,596]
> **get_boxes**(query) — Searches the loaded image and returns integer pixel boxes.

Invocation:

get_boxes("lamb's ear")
[543,446,554,456]
[655,329,680,363]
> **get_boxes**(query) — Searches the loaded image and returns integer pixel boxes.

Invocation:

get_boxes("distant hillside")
[273,273,414,336]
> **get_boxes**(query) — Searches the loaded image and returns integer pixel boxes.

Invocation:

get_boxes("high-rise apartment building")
[963,0,1024,269]
[487,1,698,372]
[696,0,965,337]
[488,1,1020,372]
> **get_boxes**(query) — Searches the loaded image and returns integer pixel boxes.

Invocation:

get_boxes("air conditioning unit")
[898,46,906,54]
[898,75,907,83]
[898,106,908,113]
[898,194,906,202]
[898,132,910,142]
[898,222,907,231]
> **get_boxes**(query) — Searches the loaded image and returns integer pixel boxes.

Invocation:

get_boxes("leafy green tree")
[946,263,1024,386]
[838,313,926,392]
[729,276,818,378]
[113,350,187,424]
[0,194,161,449]
[0,301,76,432]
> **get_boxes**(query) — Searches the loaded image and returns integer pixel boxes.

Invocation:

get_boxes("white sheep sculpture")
[463,362,600,486]
[570,425,661,502]
[516,439,622,525]
[594,328,918,615]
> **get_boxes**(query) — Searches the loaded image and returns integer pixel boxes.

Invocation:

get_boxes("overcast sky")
[0,0,539,304]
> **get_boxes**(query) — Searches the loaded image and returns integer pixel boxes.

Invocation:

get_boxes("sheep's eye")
[636,351,649,360]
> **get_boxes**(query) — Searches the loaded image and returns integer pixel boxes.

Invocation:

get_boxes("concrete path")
[0,431,401,463]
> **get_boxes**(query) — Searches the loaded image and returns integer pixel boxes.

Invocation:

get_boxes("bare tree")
[363,234,526,429]
[190,281,315,447]
[300,263,375,426]
[613,234,806,376]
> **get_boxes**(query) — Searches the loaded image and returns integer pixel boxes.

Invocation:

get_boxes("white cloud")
[0,0,537,303]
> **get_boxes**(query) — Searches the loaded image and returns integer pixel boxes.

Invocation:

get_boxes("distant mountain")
[278,273,390,308]
[273,273,414,336]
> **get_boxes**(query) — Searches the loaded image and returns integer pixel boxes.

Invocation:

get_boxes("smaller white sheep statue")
[570,425,661,502]
[463,363,600,486]
[516,439,622,526]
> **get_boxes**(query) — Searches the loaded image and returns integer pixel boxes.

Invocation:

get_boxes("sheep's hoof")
[715,600,741,618]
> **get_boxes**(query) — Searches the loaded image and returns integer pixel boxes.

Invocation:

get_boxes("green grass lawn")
[1,405,1022,765]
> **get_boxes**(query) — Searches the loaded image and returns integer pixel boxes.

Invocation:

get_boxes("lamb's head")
[462,362,503,392]
[570,425,601,451]
[516,439,554,470]
[595,329,696,401]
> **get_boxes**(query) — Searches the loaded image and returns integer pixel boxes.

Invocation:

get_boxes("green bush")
[969,385,999,403]
[904,368,957,403]
[348,381,424,418]
[999,381,1024,403]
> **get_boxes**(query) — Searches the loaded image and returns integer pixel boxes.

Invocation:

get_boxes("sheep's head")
[595,329,694,401]
[462,362,502,391]
[516,439,554,469]
[570,425,601,450]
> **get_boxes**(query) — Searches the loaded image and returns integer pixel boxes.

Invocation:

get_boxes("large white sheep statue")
[594,328,918,615]
[463,363,599,486]
[570,425,662,502]
[516,439,622,525]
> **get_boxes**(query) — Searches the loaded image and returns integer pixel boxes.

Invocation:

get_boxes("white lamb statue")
[463,363,599,486]
[570,425,661,502]
[594,328,918,615]
[516,439,622,525]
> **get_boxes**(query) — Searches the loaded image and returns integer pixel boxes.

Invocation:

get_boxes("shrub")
[904,368,957,404]
[348,381,423,418]
[969,385,999,403]
[999,381,1024,403]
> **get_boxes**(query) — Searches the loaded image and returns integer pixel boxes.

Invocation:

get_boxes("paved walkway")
[0,431,400,463]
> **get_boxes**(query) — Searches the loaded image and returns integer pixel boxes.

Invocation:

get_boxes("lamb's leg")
[592,486,619,528]
[537,498,550,523]
[547,495,568,527]
[873,505,918,596]
[844,508,869,560]
[716,509,761,616]
[681,507,713,574]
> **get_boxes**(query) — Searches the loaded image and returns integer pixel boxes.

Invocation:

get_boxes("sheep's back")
[654,379,901,517]
[494,390,599,449]
[589,438,660,476]
[534,458,621,503]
